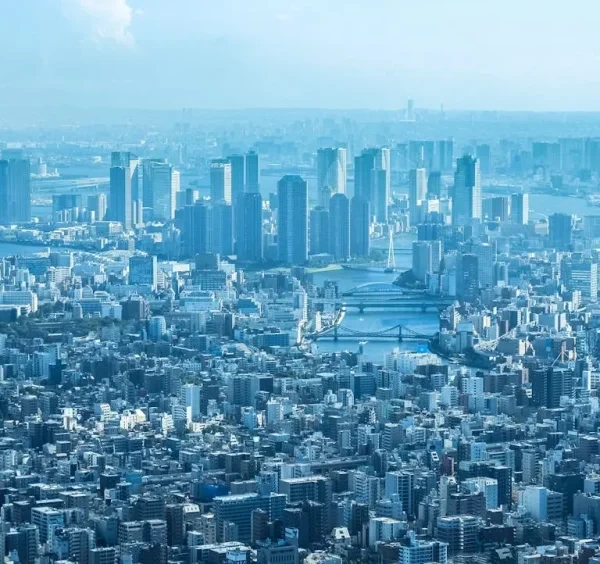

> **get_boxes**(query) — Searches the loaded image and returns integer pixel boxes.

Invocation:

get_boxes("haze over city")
[2,0,600,112]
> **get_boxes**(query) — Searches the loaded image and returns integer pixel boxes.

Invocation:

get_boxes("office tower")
[278,175,308,265]
[384,471,414,517]
[483,196,509,222]
[90,547,116,564]
[436,139,454,171]
[372,168,389,223]
[436,516,480,556]
[399,536,448,564]
[549,213,574,250]
[408,168,427,225]
[178,201,210,257]
[452,155,482,225]
[457,253,479,303]
[472,242,496,289]
[0,156,31,224]
[210,158,232,203]
[532,367,573,409]
[309,207,329,255]
[329,193,350,261]
[213,493,286,543]
[210,201,233,256]
[129,256,158,289]
[141,158,165,208]
[317,147,347,196]
[109,152,140,229]
[246,150,259,192]
[427,171,442,199]
[143,161,179,220]
[227,154,245,202]
[350,196,370,258]
[510,193,529,224]
[87,193,107,222]
[561,256,599,301]
[476,144,491,175]
[237,192,263,263]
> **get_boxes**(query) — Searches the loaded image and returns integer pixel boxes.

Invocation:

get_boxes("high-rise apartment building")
[246,150,259,193]
[329,193,350,261]
[210,159,232,204]
[354,148,390,221]
[0,155,31,224]
[309,207,329,256]
[452,155,482,225]
[237,192,263,263]
[317,147,347,196]
[278,175,308,265]
[409,168,428,225]
[350,196,370,258]
[109,152,140,230]
[227,154,245,203]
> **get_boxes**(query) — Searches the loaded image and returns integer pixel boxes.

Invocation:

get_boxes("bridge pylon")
[398,325,403,342]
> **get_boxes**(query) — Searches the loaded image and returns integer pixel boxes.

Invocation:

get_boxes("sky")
[1,0,600,112]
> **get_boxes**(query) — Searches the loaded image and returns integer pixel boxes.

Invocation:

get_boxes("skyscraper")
[329,193,350,261]
[210,159,232,204]
[227,154,245,204]
[278,175,308,265]
[472,242,496,289]
[475,144,491,175]
[457,253,479,303]
[0,156,31,224]
[409,168,428,225]
[87,193,107,222]
[246,150,259,193]
[510,193,529,225]
[309,207,330,255]
[317,148,347,196]
[549,213,573,250]
[144,161,180,220]
[237,192,263,263]
[177,201,210,257]
[210,201,234,256]
[436,139,454,172]
[354,148,390,214]
[452,155,482,226]
[129,255,158,289]
[427,171,442,199]
[350,196,370,258]
[109,152,140,230]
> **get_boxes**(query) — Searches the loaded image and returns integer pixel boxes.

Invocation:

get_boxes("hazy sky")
[2,0,600,111]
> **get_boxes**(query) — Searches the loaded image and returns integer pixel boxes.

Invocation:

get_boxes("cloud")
[63,0,135,46]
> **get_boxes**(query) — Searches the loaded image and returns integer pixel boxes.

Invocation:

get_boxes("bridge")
[307,322,435,342]
[313,283,455,313]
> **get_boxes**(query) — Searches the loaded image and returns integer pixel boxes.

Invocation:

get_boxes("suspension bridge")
[306,322,435,342]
